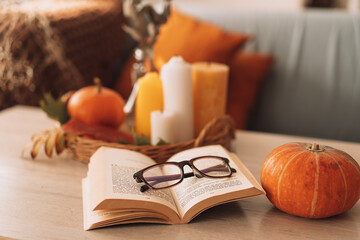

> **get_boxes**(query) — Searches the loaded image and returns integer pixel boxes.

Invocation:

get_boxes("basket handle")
[194,115,235,147]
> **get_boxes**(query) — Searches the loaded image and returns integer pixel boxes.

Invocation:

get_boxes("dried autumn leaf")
[24,127,76,159]
[62,118,133,143]
[31,137,46,159]
[64,132,76,148]
[44,130,57,158]
[55,130,65,154]
[31,130,49,141]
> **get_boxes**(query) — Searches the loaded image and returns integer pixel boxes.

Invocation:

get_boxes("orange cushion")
[114,56,134,100]
[153,9,250,70]
[115,57,154,100]
[226,53,273,129]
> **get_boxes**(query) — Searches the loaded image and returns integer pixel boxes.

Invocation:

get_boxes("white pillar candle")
[160,56,194,143]
[150,111,176,145]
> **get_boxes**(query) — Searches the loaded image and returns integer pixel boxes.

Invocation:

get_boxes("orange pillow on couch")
[226,52,273,129]
[153,9,250,70]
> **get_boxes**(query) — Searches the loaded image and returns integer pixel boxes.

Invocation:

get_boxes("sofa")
[172,1,360,143]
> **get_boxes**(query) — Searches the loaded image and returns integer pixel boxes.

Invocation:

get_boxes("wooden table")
[0,105,359,240]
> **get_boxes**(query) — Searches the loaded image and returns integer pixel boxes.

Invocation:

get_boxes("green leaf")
[118,139,131,145]
[129,130,169,146]
[39,93,69,124]
[131,129,151,146]
[156,138,168,146]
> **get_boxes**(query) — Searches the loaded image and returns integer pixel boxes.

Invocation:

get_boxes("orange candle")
[135,72,163,138]
[192,62,229,136]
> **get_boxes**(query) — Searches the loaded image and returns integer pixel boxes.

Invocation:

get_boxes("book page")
[83,177,170,230]
[167,145,255,218]
[88,147,179,216]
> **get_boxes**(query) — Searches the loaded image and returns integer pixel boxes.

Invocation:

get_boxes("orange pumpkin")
[68,78,125,128]
[261,142,360,218]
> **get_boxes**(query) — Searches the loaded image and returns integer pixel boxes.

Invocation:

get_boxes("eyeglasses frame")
[133,155,237,192]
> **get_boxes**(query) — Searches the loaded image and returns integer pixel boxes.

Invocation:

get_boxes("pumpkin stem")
[312,143,320,151]
[309,143,322,151]
[94,77,102,93]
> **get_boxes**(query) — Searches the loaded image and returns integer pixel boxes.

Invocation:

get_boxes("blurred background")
[1,0,359,142]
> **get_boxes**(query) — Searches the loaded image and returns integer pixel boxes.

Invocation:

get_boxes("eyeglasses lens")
[143,164,182,189]
[193,157,231,177]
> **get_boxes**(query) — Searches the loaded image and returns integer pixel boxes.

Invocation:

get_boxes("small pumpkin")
[68,78,125,128]
[261,142,360,218]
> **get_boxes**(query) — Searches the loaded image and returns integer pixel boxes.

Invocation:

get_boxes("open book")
[82,145,265,230]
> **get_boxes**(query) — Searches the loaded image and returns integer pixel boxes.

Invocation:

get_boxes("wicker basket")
[69,115,235,163]
[0,0,131,110]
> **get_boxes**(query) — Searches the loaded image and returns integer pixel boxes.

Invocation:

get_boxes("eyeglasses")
[133,156,237,192]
